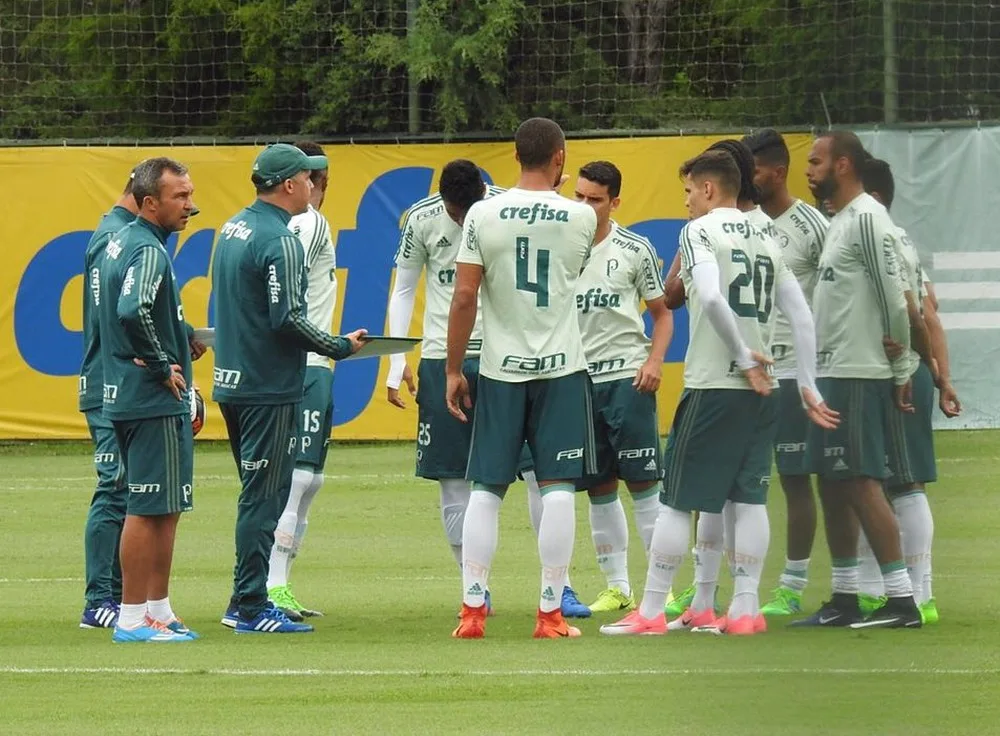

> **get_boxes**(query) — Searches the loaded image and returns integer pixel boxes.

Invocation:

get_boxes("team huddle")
[76,117,959,642]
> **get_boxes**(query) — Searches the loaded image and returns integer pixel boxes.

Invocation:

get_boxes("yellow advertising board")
[0,135,815,439]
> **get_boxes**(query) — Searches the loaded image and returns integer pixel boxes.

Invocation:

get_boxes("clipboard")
[343,336,422,361]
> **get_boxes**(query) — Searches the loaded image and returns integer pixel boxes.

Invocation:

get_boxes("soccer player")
[97,157,199,643]
[447,117,598,639]
[742,128,830,616]
[793,131,922,629]
[77,169,139,629]
[860,157,957,624]
[213,144,367,634]
[662,138,778,622]
[601,149,835,636]
[570,161,673,613]
[385,161,589,616]
[264,141,337,621]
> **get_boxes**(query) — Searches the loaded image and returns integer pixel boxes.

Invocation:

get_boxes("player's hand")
[346,328,369,354]
[800,386,840,430]
[882,335,905,361]
[633,358,661,393]
[189,338,207,361]
[894,379,915,414]
[445,371,472,423]
[741,351,774,396]
[939,381,961,418]
[163,364,187,401]
[387,364,417,409]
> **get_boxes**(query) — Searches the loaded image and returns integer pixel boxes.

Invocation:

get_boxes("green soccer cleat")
[665,585,693,617]
[270,584,324,618]
[589,587,636,613]
[859,593,887,617]
[919,598,939,625]
[760,587,803,616]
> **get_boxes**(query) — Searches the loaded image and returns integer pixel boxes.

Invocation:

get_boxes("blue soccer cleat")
[112,622,191,643]
[561,586,592,619]
[80,600,119,629]
[234,605,314,634]
[220,604,239,629]
[152,616,199,640]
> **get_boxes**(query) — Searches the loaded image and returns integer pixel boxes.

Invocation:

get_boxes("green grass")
[1,432,999,734]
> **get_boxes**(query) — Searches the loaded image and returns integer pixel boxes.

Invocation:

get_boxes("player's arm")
[116,246,175,383]
[634,243,672,393]
[445,211,483,421]
[299,210,329,272]
[922,282,961,417]
[858,213,910,385]
[681,225,755,370]
[663,251,685,309]
[260,234,365,359]
[772,266,839,428]
[904,290,933,368]
[386,210,427,405]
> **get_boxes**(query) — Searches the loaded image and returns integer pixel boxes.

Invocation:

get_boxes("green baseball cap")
[252,143,328,188]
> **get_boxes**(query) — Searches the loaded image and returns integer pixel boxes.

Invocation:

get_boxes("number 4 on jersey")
[515,236,550,307]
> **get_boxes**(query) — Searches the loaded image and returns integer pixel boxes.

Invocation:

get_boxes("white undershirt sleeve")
[774,277,821,401]
[386,266,421,389]
[690,260,755,370]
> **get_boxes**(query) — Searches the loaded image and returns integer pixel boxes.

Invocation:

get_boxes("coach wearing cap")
[211,143,367,634]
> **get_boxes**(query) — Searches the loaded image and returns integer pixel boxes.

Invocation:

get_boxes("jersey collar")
[135,215,172,245]
[251,198,293,226]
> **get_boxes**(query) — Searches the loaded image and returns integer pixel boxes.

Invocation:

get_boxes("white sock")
[461,490,502,607]
[831,558,859,595]
[857,529,885,597]
[692,512,724,612]
[778,557,810,592]
[118,602,147,630]
[892,492,934,604]
[286,471,324,578]
[146,597,175,624]
[630,486,661,556]
[440,478,472,570]
[589,492,630,596]
[267,467,313,589]
[639,505,690,619]
[538,486,575,613]
[727,502,770,620]
[722,501,737,577]
[881,563,914,598]
[524,470,543,537]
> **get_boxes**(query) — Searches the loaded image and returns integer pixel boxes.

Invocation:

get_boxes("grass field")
[1,431,999,735]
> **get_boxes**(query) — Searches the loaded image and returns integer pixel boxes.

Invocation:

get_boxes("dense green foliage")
[0,0,996,140]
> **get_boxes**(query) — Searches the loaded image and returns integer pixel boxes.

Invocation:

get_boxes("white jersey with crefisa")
[290,205,338,370]
[393,186,503,359]
[770,200,828,379]
[575,221,664,383]
[456,188,597,383]
[679,207,793,390]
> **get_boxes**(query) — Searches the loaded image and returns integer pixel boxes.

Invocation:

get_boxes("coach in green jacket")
[212,144,367,634]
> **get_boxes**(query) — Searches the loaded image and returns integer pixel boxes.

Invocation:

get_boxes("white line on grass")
[1,666,997,677]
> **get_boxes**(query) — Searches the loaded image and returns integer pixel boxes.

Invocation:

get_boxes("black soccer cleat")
[848,596,923,630]
[788,593,862,628]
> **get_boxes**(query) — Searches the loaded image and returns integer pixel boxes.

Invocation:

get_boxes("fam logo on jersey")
[498,202,569,225]
[500,352,566,374]
[213,367,242,389]
[577,287,622,314]
[588,358,627,375]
